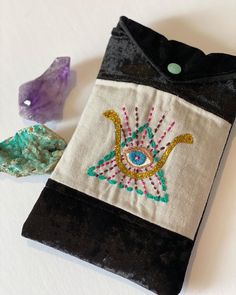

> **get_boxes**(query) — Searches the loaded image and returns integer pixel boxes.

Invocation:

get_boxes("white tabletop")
[1,1,236,294]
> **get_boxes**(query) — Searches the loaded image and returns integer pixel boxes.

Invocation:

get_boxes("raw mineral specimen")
[0,125,67,177]
[19,57,71,124]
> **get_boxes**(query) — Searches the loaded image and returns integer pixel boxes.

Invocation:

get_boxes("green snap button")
[167,63,182,75]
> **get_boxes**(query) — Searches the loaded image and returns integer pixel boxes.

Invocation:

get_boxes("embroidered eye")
[124,147,153,168]
[87,106,193,204]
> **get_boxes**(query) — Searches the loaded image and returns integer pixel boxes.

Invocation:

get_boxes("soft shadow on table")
[183,121,236,293]
[58,57,102,141]
[0,173,49,184]
[149,15,236,294]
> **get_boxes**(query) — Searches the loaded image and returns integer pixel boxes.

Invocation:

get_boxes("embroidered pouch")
[22,16,236,295]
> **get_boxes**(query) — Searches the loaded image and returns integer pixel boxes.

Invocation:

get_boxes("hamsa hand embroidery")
[87,106,193,203]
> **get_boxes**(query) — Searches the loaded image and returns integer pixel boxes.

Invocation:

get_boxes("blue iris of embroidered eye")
[124,146,153,168]
[128,150,147,166]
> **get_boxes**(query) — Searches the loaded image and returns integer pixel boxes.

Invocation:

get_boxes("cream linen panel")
[51,79,230,240]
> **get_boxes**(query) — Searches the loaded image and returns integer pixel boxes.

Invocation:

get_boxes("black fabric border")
[97,16,236,124]
[22,179,193,295]
[119,16,236,83]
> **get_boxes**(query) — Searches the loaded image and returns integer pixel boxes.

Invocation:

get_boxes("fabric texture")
[47,79,230,239]
[23,179,193,295]
[22,16,236,295]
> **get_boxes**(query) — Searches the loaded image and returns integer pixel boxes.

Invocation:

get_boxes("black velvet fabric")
[22,16,236,295]
[22,179,193,295]
[98,16,236,123]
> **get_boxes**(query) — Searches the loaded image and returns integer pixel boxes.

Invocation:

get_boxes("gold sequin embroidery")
[103,109,193,180]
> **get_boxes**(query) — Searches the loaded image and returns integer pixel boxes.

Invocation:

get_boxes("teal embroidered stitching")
[86,106,194,204]
[86,169,168,203]
[126,186,133,192]
[86,108,172,203]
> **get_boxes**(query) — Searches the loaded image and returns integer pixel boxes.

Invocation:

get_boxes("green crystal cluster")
[0,125,66,177]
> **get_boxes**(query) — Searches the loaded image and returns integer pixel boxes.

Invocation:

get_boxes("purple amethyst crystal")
[19,57,72,124]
